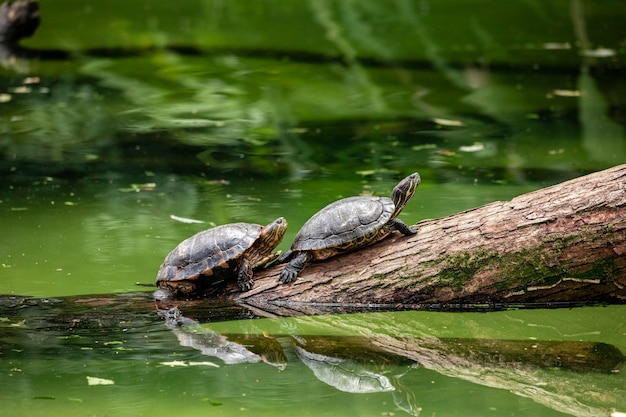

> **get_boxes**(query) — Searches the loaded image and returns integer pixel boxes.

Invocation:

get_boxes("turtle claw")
[239,279,254,292]
[238,261,254,291]
[278,252,309,284]
[238,270,254,292]
[279,267,298,284]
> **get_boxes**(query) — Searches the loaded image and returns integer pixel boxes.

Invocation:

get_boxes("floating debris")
[543,42,571,50]
[580,48,616,58]
[159,360,220,368]
[118,183,157,192]
[200,397,223,406]
[170,214,205,224]
[159,360,188,367]
[188,361,220,368]
[432,117,464,127]
[459,142,485,153]
[9,86,31,94]
[552,89,580,97]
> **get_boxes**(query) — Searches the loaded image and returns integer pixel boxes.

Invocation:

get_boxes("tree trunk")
[218,164,626,313]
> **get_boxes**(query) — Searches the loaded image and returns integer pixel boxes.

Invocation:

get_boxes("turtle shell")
[156,222,263,285]
[291,196,394,259]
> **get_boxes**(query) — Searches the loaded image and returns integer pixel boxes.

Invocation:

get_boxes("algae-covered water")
[1,1,625,416]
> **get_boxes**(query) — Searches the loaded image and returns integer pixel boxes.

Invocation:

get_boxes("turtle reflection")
[162,307,287,369]
[292,335,421,416]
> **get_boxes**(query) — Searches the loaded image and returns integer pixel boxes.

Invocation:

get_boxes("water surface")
[1,1,625,416]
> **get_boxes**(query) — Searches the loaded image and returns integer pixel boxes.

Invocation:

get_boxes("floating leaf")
[86,376,115,386]
[188,361,220,368]
[200,397,223,406]
[411,144,437,151]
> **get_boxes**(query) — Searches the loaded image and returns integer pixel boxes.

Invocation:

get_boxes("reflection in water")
[163,307,422,415]
[159,304,625,417]
[1,294,625,417]
[293,335,421,416]
[163,307,287,368]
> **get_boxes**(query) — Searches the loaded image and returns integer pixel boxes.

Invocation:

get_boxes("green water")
[1,0,625,416]
[2,302,625,417]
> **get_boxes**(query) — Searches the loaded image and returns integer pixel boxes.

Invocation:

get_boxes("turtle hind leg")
[390,218,419,235]
[279,252,309,284]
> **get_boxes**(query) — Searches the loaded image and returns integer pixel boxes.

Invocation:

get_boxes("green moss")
[435,250,499,291]
[497,248,564,290]
[430,243,619,295]
[572,257,620,281]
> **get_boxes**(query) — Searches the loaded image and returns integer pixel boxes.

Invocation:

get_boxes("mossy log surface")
[211,164,626,313]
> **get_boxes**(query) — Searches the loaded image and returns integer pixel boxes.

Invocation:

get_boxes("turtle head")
[391,172,420,217]
[262,217,288,248]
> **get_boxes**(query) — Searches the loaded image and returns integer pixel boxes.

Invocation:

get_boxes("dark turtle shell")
[290,196,395,259]
[156,217,287,296]
[157,222,261,281]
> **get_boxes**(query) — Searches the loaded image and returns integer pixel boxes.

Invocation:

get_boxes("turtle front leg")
[390,218,419,235]
[238,259,254,291]
[254,251,280,268]
[279,252,310,284]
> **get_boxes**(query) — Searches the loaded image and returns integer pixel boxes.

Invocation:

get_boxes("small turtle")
[155,217,287,298]
[278,172,420,284]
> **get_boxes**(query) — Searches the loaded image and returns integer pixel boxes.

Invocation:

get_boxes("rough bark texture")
[220,164,626,311]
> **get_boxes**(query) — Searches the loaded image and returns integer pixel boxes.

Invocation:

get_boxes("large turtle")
[155,217,287,298]
[278,172,420,284]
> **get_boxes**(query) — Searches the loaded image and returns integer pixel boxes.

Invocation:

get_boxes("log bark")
[216,164,626,313]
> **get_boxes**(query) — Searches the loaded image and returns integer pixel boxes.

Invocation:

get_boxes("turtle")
[155,217,287,298]
[278,172,420,284]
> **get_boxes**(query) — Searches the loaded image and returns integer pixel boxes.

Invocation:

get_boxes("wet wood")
[216,164,626,312]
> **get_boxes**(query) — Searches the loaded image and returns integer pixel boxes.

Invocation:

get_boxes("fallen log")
[216,164,626,312]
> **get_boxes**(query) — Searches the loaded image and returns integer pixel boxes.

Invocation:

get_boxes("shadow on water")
[1,293,624,417]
